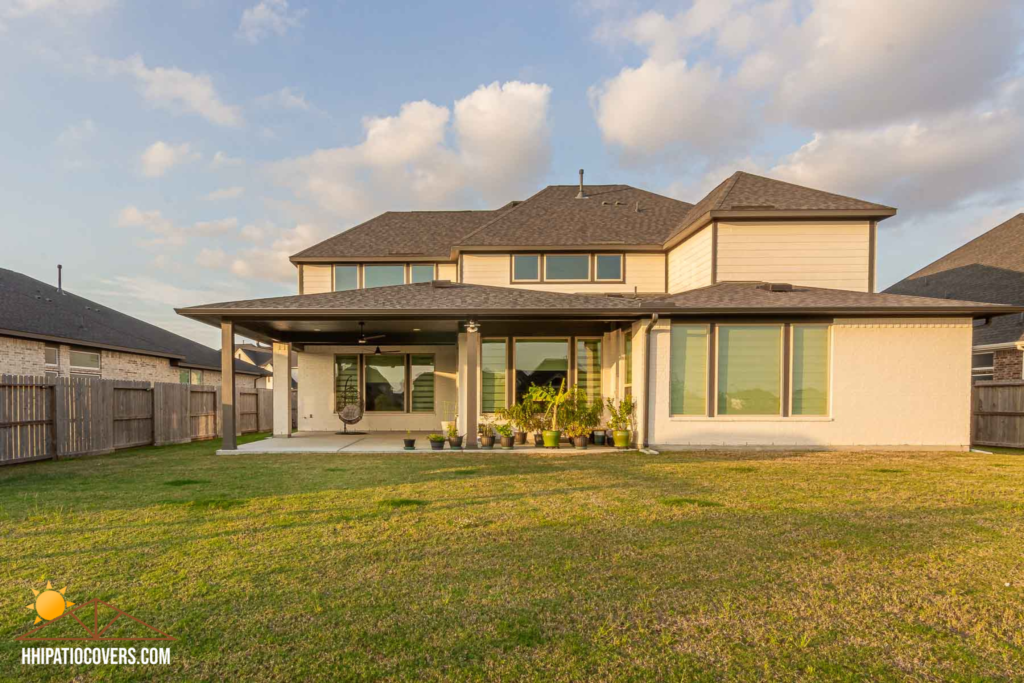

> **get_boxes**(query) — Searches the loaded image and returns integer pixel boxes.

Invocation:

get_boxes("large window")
[409,264,435,284]
[512,254,540,282]
[514,339,569,402]
[544,254,589,281]
[365,355,406,411]
[624,330,633,396]
[481,339,507,414]
[670,325,708,415]
[44,344,59,366]
[69,349,100,371]
[410,355,435,412]
[363,265,405,289]
[576,339,602,404]
[334,355,360,408]
[972,352,995,383]
[717,325,782,416]
[334,265,359,291]
[791,325,829,415]
[595,254,623,281]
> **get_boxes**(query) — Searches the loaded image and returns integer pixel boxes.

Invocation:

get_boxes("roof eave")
[0,327,188,361]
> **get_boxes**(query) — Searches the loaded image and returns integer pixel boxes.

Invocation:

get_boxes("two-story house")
[177,171,1016,451]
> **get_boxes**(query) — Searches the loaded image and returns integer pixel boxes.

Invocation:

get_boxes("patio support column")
[273,341,292,438]
[221,320,237,451]
[464,325,480,448]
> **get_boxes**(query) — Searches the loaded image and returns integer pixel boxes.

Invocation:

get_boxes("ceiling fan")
[357,321,385,345]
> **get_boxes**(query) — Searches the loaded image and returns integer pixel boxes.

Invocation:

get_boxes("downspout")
[642,313,658,449]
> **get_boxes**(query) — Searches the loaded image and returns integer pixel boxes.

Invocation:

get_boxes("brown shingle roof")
[456,185,694,247]
[666,171,896,242]
[885,213,1024,345]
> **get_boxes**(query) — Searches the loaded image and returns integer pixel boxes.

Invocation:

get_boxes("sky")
[2,0,1023,349]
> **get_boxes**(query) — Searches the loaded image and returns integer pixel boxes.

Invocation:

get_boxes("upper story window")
[409,264,436,284]
[363,265,406,288]
[544,254,590,281]
[512,254,540,282]
[44,344,59,366]
[69,349,100,371]
[595,254,623,281]
[334,265,358,291]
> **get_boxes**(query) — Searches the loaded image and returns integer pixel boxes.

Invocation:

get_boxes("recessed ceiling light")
[313,328,321,332]
[412,328,421,331]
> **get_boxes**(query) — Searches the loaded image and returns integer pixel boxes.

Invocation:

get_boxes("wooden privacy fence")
[971,380,1024,448]
[0,374,273,466]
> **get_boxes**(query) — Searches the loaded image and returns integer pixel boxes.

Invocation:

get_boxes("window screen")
[69,350,100,370]
[717,326,781,415]
[791,325,829,415]
[670,325,708,415]
[576,339,602,404]
[481,339,507,413]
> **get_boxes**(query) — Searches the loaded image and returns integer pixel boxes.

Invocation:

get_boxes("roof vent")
[758,282,794,292]
[431,279,454,288]
[575,169,586,199]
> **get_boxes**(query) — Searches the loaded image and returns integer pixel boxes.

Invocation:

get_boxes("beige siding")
[302,264,332,294]
[460,253,666,293]
[437,263,458,282]
[667,225,713,293]
[648,317,972,448]
[716,221,871,292]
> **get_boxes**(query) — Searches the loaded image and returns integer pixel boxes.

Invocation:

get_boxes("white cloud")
[110,54,243,127]
[117,205,185,247]
[270,80,552,220]
[55,119,96,145]
[239,223,266,243]
[257,86,311,111]
[230,224,322,283]
[196,248,227,268]
[203,186,245,201]
[211,151,243,168]
[237,0,306,44]
[192,217,239,235]
[140,141,199,177]
[2,0,114,19]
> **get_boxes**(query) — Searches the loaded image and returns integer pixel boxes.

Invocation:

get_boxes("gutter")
[641,313,658,449]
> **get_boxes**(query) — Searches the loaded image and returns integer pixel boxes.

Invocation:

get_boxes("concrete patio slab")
[218,431,627,455]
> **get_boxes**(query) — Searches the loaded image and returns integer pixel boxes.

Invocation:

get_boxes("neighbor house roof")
[177,280,1015,321]
[237,347,273,367]
[0,268,267,375]
[290,172,897,262]
[885,213,1024,346]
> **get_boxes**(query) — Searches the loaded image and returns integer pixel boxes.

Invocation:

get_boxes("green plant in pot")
[403,429,416,451]
[446,421,463,449]
[527,380,573,449]
[427,433,446,450]
[478,421,495,450]
[495,422,514,449]
[605,395,636,448]
[563,388,602,449]
[498,401,532,445]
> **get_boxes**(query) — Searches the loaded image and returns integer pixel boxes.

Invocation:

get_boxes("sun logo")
[25,582,74,624]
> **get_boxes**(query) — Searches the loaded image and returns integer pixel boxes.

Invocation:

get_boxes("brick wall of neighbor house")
[0,335,47,375]
[101,350,182,383]
[993,349,1023,380]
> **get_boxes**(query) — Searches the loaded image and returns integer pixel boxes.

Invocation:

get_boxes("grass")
[1,438,1022,681]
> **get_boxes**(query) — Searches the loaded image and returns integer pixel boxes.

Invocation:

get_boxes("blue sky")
[2,0,1022,347]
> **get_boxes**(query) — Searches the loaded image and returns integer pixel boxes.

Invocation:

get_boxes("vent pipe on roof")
[576,169,586,199]
[57,264,63,294]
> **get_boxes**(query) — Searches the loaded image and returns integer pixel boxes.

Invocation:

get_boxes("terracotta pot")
[500,435,515,449]
[573,435,588,449]
[429,440,444,450]
[542,430,561,448]
[480,435,495,449]
[514,431,527,445]
[403,438,416,450]
[612,430,630,448]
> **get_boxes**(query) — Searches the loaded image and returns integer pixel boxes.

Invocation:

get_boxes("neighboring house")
[0,268,267,387]
[234,343,298,390]
[885,214,1024,383]
[178,171,1017,450]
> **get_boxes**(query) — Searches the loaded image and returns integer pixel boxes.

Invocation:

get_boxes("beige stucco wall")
[667,225,713,293]
[460,253,666,293]
[297,345,457,432]
[301,264,333,294]
[716,221,871,292]
[646,317,972,448]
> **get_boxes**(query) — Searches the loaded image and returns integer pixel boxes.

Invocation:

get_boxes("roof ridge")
[714,172,745,210]
[733,171,894,210]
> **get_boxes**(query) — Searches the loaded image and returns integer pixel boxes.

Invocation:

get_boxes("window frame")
[573,337,604,405]
[44,344,59,367]
[511,254,542,283]
[333,353,362,412]
[332,264,361,292]
[669,323,710,417]
[512,336,571,403]
[543,253,592,283]
[713,323,785,418]
[335,352,438,415]
[788,323,831,417]
[594,254,625,283]
[479,337,510,415]
[69,348,101,372]
[408,353,437,413]
[362,264,408,289]
[408,263,437,284]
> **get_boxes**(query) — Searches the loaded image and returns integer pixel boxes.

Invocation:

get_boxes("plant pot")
[448,435,464,449]
[533,433,544,447]
[514,431,527,445]
[429,440,444,450]
[542,430,562,449]
[612,430,630,448]
[573,435,588,450]
[480,435,495,449]
[500,435,515,449]
[593,431,606,446]
[403,438,416,450]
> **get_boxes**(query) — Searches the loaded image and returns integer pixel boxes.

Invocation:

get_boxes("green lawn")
[1,439,1022,681]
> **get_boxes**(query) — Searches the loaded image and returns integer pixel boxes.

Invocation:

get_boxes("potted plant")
[479,421,495,450]
[528,408,547,447]
[403,429,416,451]
[499,401,532,445]
[446,421,463,450]
[495,422,514,449]
[605,395,636,448]
[563,387,600,449]
[527,380,573,449]
[440,401,457,440]
[593,426,607,446]
[428,433,446,450]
